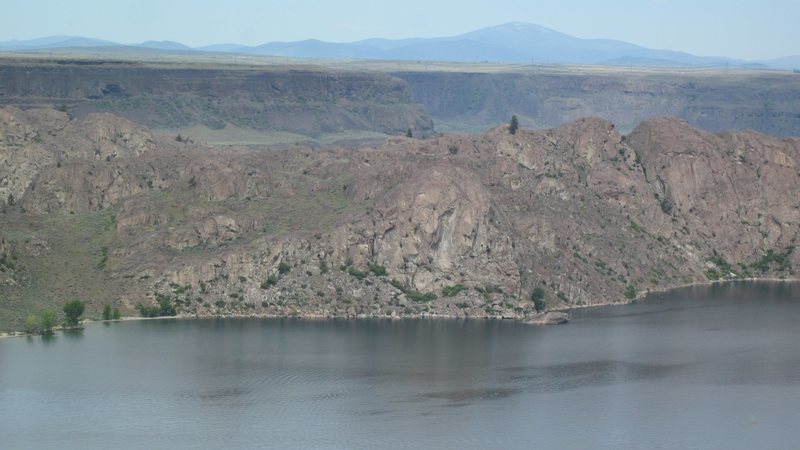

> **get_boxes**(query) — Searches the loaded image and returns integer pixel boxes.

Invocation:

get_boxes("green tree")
[25,314,38,334]
[531,287,546,311]
[112,308,121,320]
[158,297,176,316]
[63,300,85,328]
[40,310,56,335]
[102,304,112,321]
[509,115,519,135]
[139,294,177,317]
[137,304,160,318]
[406,128,413,138]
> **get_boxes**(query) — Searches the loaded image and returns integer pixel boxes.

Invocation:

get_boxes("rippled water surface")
[2,282,800,449]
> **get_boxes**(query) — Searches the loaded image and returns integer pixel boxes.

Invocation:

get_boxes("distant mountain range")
[1,22,797,70]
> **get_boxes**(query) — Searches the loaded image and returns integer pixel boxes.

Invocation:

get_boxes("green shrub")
[442,284,466,297]
[278,262,291,275]
[158,297,176,316]
[112,308,121,320]
[102,304,112,321]
[368,264,388,277]
[96,246,109,270]
[390,279,406,292]
[624,285,638,300]
[347,267,367,280]
[751,247,794,273]
[407,291,437,303]
[704,268,721,281]
[261,275,278,289]
[171,284,190,294]
[25,314,38,334]
[136,304,160,318]
[319,260,329,274]
[137,296,176,318]
[478,285,503,294]
[708,254,733,275]
[475,285,503,301]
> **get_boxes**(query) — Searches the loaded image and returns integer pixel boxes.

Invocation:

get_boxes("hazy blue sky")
[2,0,798,59]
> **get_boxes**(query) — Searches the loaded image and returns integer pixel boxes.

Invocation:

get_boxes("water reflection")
[0,281,799,450]
[62,329,84,340]
[421,387,521,404]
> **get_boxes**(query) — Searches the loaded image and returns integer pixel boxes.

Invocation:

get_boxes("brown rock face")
[1,108,798,329]
[627,117,800,261]
[0,107,160,212]
[349,164,517,293]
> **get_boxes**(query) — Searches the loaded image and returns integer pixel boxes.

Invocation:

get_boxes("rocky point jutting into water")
[0,106,798,329]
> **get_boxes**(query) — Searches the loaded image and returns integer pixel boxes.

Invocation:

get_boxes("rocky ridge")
[1,107,798,329]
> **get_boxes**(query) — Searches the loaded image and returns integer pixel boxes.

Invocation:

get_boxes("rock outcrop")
[1,107,798,329]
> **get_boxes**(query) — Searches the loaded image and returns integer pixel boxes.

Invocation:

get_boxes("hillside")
[1,107,798,330]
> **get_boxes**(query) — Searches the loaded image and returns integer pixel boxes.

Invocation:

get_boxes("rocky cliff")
[395,69,800,136]
[5,56,800,143]
[0,58,434,139]
[1,107,798,329]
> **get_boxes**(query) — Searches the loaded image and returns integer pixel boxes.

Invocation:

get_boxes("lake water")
[2,281,800,449]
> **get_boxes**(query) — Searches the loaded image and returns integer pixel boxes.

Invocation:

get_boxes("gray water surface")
[2,281,800,449]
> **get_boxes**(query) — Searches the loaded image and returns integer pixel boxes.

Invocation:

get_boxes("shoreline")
[3,278,798,339]
[551,276,800,313]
